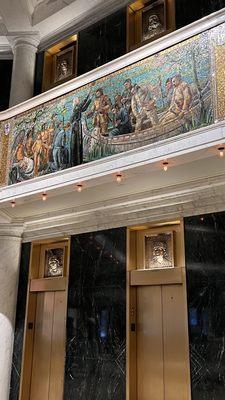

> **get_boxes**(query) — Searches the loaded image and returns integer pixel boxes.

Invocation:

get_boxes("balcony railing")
[0,8,225,196]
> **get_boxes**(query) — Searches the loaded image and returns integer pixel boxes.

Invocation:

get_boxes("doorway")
[127,221,191,400]
[19,239,70,400]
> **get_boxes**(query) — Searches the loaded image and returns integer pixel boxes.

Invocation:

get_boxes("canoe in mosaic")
[3,26,216,185]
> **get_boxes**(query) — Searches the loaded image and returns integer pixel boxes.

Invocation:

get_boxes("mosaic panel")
[1,22,225,186]
[212,24,225,121]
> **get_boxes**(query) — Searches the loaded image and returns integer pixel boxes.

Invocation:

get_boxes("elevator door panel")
[30,291,66,400]
[162,284,190,400]
[136,283,190,400]
[137,285,164,400]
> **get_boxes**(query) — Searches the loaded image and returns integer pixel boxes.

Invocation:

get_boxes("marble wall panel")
[185,212,225,400]
[9,243,31,400]
[176,0,225,28]
[64,228,126,400]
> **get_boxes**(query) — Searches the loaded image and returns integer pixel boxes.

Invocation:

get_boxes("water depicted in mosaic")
[2,21,223,186]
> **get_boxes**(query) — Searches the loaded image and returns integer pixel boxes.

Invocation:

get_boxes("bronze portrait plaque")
[44,247,64,277]
[144,231,174,269]
[53,46,74,83]
[142,0,166,43]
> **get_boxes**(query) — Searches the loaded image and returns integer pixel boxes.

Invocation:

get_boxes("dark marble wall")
[0,60,12,111]
[33,51,45,96]
[185,212,225,400]
[175,0,225,29]
[9,243,31,400]
[64,228,126,400]
[77,8,126,76]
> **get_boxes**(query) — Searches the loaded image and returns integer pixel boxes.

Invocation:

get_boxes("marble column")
[9,34,40,107]
[0,225,23,400]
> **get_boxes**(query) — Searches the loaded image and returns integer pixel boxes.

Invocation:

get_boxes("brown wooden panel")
[19,292,37,400]
[130,267,183,286]
[162,284,191,400]
[30,277,67,292]
[137,285,164,400]
[49,291,67,400]
[126,272,137,400]
[30,292,54,400]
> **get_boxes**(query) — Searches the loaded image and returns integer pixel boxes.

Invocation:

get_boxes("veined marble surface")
[9,243,30,400]
[185,212,225,399]
[64,228,126,399]
[0,233,22,400]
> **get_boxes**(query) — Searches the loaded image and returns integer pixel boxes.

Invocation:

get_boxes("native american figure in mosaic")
[6,25,215,185]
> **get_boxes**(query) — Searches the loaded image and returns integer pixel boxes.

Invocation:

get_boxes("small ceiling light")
[116,173,123,183]
[11,199,16,208]
[42,192,47,201]
[76,184,83,192]
[218,146,225,157]
[162,161,169,172]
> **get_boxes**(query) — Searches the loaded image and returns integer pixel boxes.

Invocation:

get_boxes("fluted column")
[0,225,23,400]
[9,34,40,107]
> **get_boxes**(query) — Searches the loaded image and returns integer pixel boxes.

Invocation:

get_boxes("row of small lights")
[10,145,225,208]
[10,172,124,208]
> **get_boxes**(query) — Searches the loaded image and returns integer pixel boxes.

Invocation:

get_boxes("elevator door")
[30,290,66,400]
[19,240,69,400]
[127,224,191,400]
[136,282,190,400]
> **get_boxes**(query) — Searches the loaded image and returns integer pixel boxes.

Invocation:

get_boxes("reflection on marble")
[64,228,126,400]
[176,0,225,29]
[185,212,225,400]
[9,243,31,400]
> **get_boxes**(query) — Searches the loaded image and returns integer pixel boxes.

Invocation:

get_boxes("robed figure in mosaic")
[70,89,93,165]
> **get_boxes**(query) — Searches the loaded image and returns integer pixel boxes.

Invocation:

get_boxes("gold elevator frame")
[19,237,71,400]
[18,220,191,400]
[126,220,191,400]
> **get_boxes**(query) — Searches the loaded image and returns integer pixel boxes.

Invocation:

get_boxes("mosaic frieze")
[1,22,225,186]
[212,24,225,121]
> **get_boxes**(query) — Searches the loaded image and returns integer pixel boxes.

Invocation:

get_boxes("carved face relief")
[45,248,64,277]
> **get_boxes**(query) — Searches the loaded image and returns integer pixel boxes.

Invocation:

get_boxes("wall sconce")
[218,146,225,157]
[162,161,169,171]
[11,199,16,208]
[116,173,123,183]
[42,192,47,201]
[76,184,83,192]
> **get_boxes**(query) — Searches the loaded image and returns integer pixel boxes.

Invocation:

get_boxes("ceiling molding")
[0,223,24,239]
[0,48,13,59]
[8,32,40,51]
[38,0,132,51]
[21,173,225,242]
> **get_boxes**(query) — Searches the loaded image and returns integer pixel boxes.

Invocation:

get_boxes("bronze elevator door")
[136,282,190,400]
[29,290,66,400]
[19,240,69,400]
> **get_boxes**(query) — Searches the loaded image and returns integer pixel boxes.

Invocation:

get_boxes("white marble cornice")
[0,223,24,239]
[0,48,13,59]
[38,0,132,51]
[7,32,40,52]
[21,172,225,242]
[0,7,225,121]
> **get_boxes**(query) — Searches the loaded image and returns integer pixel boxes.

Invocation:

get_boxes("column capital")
[8,32,40,53]
[0,223,24,239]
